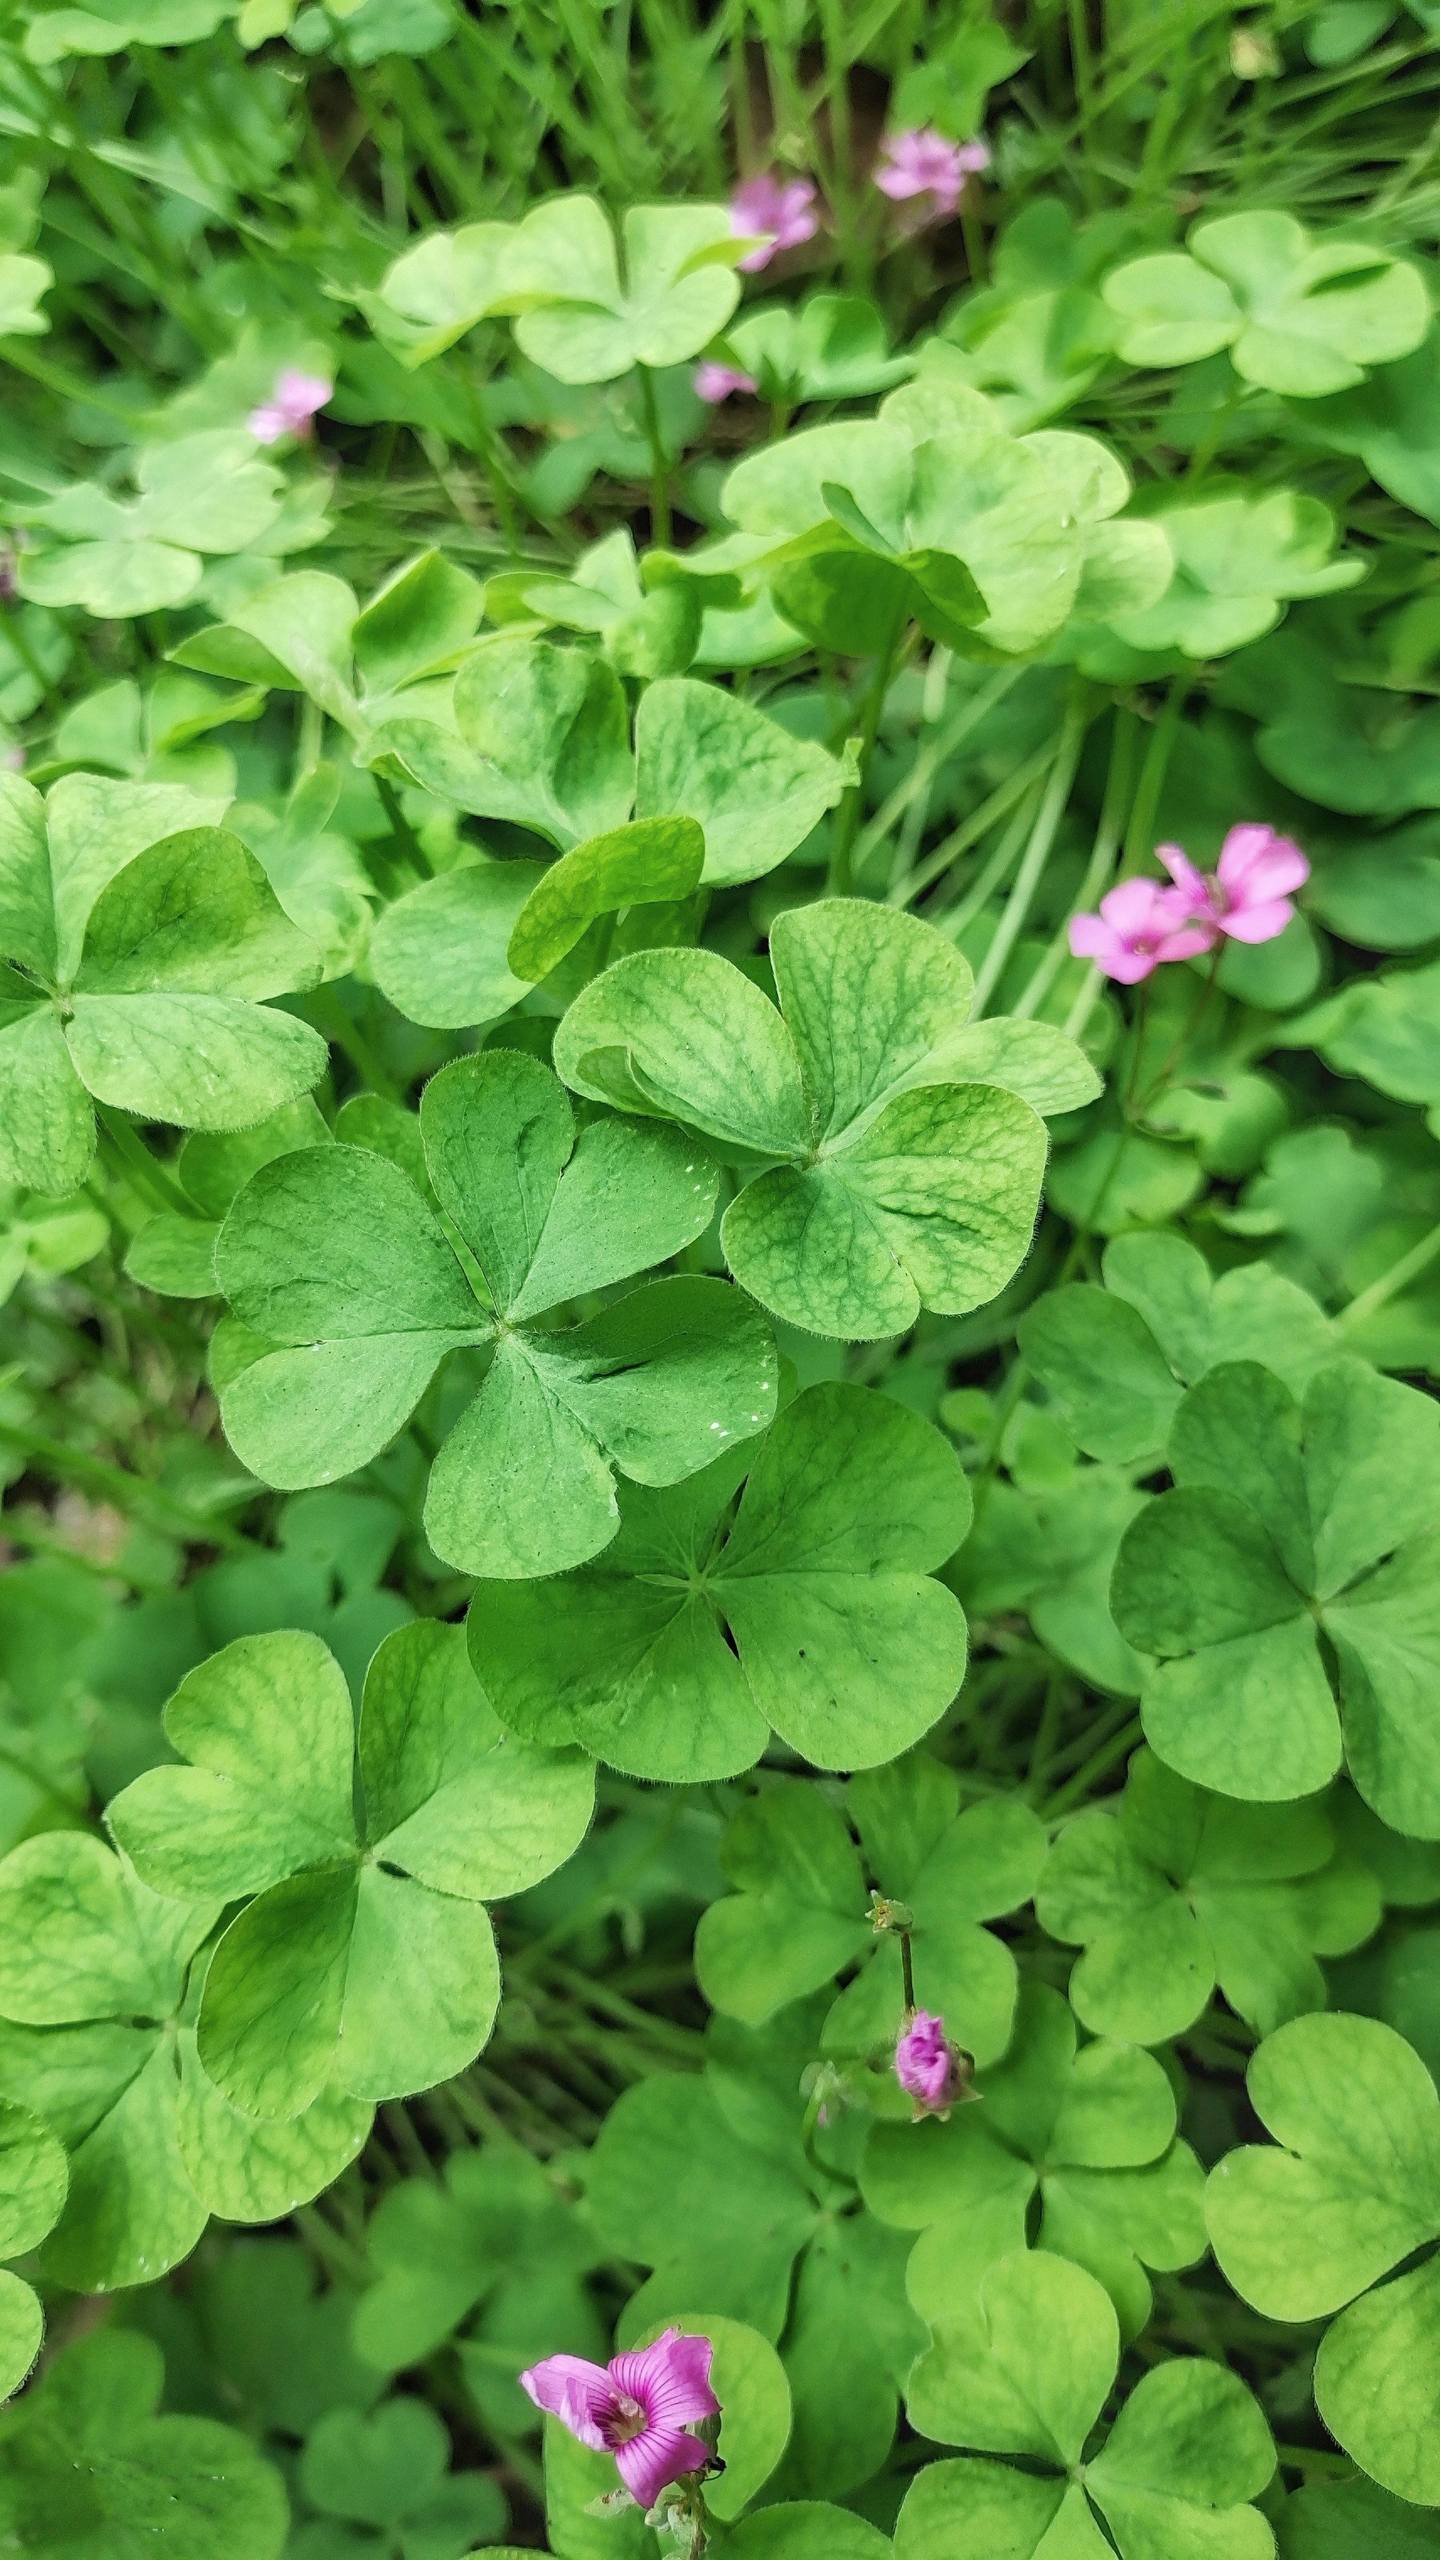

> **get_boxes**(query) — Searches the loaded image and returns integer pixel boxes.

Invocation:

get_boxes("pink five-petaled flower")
[520,2328,719,2514]
[875,127,990,220]
[1068,876,1217,986]
[1158,824,1310,946]
[896,2010,967,2118]
[730,173,819,273]
[246,369,332,446]
[694,361,759,404]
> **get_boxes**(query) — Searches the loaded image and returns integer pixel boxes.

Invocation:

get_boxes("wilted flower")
[875,127,990,220]
[1159,824,1309,945]
[247,369,332,445]
[896,2010,970,2117]
[520,2328,719,2513]
[1069,876,1217,984]
[730,173,819,273]
[695,361,759,404]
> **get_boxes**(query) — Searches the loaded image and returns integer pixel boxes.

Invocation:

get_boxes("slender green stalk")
[1338,1225,1440,1332]
[971,690,1091,1014]
[635,363,673,546]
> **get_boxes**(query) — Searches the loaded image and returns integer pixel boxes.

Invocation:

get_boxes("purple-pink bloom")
[730,173,819,273]
[0,541,17,605]
[1069,876,1217,985]
[695,361,759,404]
[520,2328,719,2514]
[247,369,332,445]
[896,2011,966,2117]
[875,127,990,219]
[1158,824,1309,945]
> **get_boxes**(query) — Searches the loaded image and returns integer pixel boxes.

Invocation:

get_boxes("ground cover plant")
[2,1,1440,2552]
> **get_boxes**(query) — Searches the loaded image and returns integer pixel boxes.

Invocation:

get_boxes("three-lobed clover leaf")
[898,2250,1276,2559]
[17,431,292,616]
[1038,1750,1381,2046]
[0,2097,67,2398]
[865,1980,1206,2338]
[0,1829,370,2289]
[554,897,1092,1339]
[696,1757,1044,2066]
[1095,484,1362,663]
[295,2399,507,2560]
[107,1621,595,2117]
[1020,1231,1335,1465]
[1112,1355,1440,1829]
[125,1092,331,1299]
[502,196,746,384]
[1103,211,1429,396]
[353,2144,605,2434]
[214,1047,775,1579]
[1208,2011,1440,2504]
[0,770,326,1196]
[371,638,854,1025]
[467,1380,971,1782]
[174,550,486,748]
[0,2328,289,2560]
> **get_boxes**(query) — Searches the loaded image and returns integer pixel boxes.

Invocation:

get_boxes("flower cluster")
[520,2328,719,2514]
[1069,824,1309,984]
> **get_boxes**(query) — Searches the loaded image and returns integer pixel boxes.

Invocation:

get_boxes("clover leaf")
[0,1829,372,2288]
[0,2328,288,2560]
[125,1093,331,1298]
[353,2145,605,2428]
[554,898,1088,1339]
[712,2508,892,2560]
[865,1980,1205,2338]
[1020,1232,1335,1464]
[1112,1356,1440,1828]
[1104,212,1429,395]
[696,1757,1044,2066]
[1288,955,1440,1119]
[18,432,290,616]
[1281,2479,1440,2556]
[468,1380,970,1782]
[191,2236,381,2439]
[899,2251,1275,2559]
[0,2097,67,2397]
[503,196,744,384]
[295,2400,507,2560]
[371,219,518,363]
[215,1049,773,1578]
[372,641,853,1023]
[1038,1749,1381,2045]
[722,291,914,406]
[1208,2011,1440,2502]
[0,771,326,1196]
[1100,485,1362,660]
[175,552,485,748]
[107,1621,594,2116]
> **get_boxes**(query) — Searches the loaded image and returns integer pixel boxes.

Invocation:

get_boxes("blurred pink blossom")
[247,370,332,445]
[876,127,990,220]
[1159,824,1309,945]
[1069,877,1217,985]
[695,361,758,403]
[730,173,819,272]
[520,2329,718,2514]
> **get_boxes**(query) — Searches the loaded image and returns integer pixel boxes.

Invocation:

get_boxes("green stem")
[827,605,909,898]
[1338,1224,1440,1332]
[1046,1713,1143,1816]
[890,751,1051,914]
[970,690,1091,1015]
[94,1106,195,1219]
[1012,706,1138,1021]
[635,364,673,548]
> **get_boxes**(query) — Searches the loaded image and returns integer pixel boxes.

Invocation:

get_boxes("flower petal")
[1217,825,1309,904]
[615,2425,710,2514]
[520,2354,617,2450]
[1219,899,1295,944]
[611,2329,719,2429]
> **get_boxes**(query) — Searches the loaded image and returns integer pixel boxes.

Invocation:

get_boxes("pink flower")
[730,174,819,273]
[695,361,758,404]
[520,2328,719,2514]
[247,369,332,445]
[0,542,17,605]
[1069,877,1217,985]
[896,2011,968,2117]
[875,127,990,220]
[1159,824,1309,946]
